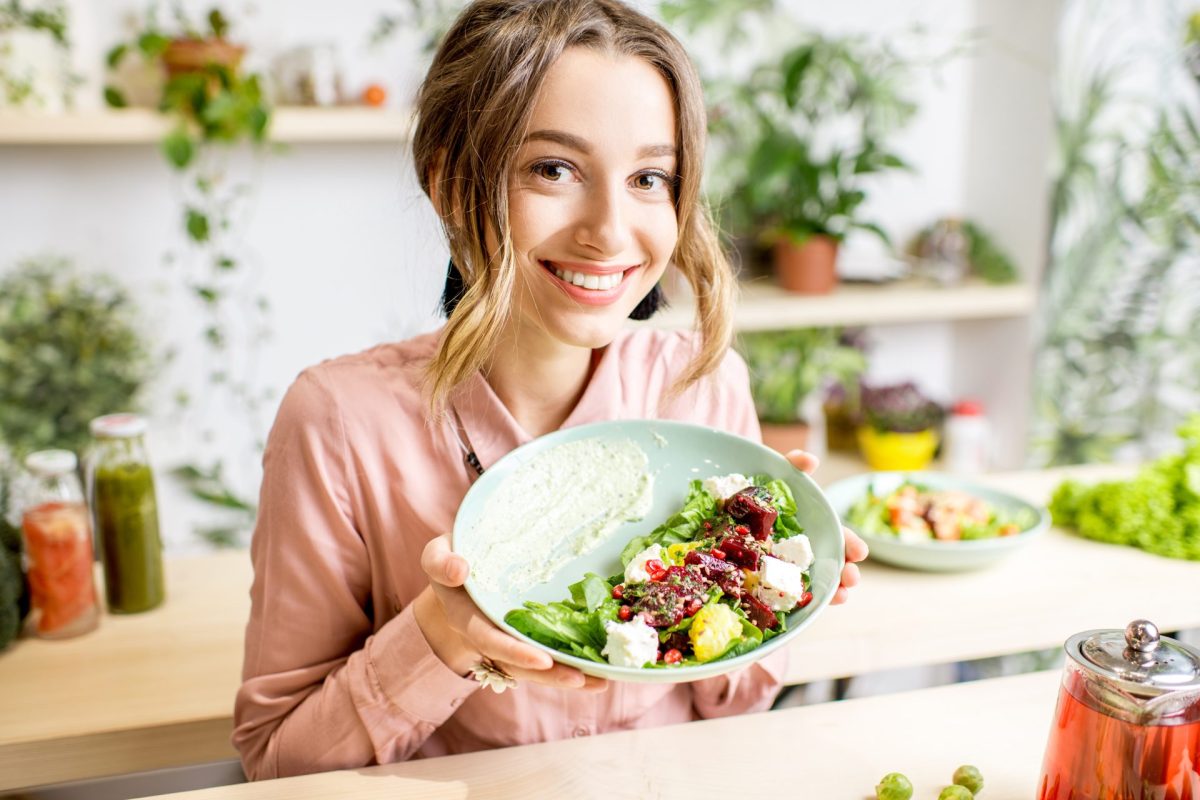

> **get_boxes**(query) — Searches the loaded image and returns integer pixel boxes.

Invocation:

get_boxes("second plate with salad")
[451,420,845,684]
[825,471,1050,572]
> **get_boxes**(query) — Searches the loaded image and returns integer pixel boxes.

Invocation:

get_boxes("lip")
[539,259,640,306]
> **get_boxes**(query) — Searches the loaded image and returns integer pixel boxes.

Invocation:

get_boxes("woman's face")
[502,47,679,351]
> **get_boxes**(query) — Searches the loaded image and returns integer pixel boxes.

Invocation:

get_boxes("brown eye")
[633,171,673,193]
[533,161,571,181]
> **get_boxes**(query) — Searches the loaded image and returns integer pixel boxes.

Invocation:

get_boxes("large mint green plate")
[824,471,1050,572]
[451,420,845,683]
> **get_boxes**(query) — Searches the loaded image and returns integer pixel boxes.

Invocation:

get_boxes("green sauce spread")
[94,461,164,613]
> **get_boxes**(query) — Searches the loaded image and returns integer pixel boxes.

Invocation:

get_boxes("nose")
[573,180,633,257]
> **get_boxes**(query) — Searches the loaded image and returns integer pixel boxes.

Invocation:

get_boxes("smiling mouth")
[541,261,633,292]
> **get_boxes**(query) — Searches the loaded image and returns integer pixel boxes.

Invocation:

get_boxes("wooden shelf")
[651,278,1037,331]
[0,107,412,144]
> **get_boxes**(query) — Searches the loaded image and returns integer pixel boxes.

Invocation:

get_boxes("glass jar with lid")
[88,414,165,614]
[1038,619,1200,799]
[20,449,100,639]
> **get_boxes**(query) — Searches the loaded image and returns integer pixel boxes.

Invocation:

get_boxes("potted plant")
[724,32,918,294]
[856,382,944,470]
[104,7,268,165]
[0,256,153,649]
[738,327,867,454]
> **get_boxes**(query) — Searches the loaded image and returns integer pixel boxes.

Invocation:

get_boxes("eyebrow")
[524,129,676,159]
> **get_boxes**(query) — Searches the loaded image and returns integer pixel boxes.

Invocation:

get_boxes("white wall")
[0,0,1057,549]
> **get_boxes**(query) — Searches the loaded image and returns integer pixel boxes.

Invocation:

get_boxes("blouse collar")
[450,332,628,472]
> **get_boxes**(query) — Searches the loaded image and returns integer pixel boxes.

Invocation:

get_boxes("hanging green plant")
[102,4,272,546]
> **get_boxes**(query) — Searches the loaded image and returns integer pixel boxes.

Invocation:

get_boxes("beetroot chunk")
[726,487,778,541]
[716,535,761,571]
[684,550,744,598]
[741,593,781,630]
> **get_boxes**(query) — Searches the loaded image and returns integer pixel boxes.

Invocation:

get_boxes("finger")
[784,449,820,474]
[499,661,606,690]
[840,561,861,590]
[463,610,554,670]
[830,586,849,605]
[421,534,470,587]
[843,526,869,563]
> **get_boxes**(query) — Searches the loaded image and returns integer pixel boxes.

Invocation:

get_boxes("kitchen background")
[0,0,1196,554]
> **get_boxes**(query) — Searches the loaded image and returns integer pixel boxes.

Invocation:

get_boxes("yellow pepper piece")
[689,603,743,662]
[665,541,704,566]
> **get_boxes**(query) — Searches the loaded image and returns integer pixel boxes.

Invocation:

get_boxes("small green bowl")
[452,420,845,683]
[824,471,1050,572]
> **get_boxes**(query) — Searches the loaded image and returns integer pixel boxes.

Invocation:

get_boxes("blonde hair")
[413,0,735,413]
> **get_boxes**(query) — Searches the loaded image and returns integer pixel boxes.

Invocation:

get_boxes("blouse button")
[572,726,590,738]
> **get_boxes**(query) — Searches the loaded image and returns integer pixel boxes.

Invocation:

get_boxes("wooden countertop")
[137,670,1065,799]
[0,551,250,790]
[3,462,1195,791]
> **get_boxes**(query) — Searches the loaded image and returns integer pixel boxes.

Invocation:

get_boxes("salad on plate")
[845,480,1039,543]
[505,473,815,669]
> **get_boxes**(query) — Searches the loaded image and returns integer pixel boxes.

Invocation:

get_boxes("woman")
[233,0,867,780]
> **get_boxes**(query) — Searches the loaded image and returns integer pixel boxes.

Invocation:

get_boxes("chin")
[539,308,633,350]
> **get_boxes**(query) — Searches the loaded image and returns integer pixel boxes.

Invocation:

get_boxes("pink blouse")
[232,327,787,780]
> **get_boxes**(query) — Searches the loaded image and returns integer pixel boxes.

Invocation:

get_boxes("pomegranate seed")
[664,648,682,664]
[798,591,813,609]
[685,598,702,617]
[703,520,713,530]
[711,548,726,560]
[646,559,666,581]
[618,605,632,621]
[611,584,624,599]
[734,524,750,535]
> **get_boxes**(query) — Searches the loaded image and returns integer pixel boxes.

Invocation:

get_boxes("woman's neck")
[485,326,597,438]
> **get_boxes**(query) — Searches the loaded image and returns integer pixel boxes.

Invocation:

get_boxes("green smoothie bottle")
[88,414,165,613]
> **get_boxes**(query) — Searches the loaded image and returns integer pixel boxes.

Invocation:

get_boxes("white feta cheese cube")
[772,534,814,571]
[602,618,659,668]
[701,473,752,501]
[624,543,664,584]
[752,555,805,611]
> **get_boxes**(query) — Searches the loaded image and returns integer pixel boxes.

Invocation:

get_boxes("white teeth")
[549,264,624,291]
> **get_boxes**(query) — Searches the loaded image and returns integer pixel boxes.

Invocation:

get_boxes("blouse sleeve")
[232,370,478,780]
[685,347,789,718]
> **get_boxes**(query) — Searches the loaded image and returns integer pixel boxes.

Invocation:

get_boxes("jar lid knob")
[1126,619,1160,655]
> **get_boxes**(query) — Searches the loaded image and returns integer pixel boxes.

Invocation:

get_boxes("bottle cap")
[24,449,78,476]
[952,400,985,417]
[90,413,148,438]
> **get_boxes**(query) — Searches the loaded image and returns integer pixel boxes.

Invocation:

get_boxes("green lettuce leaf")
[568,572,612,613]
[619,480,717,565]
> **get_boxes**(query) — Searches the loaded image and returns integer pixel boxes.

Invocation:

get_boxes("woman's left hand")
[785,449,868,605]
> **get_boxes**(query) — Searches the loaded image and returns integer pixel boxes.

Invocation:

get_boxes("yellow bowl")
[857,427,939,470]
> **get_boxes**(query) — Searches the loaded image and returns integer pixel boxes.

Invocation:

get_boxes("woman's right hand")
[414,534,607,691]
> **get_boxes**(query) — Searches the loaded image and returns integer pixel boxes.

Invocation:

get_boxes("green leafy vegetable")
[755,475,806,539]
[1049,414,1200,560]
[619,480,717,565]
[568,573,611,614]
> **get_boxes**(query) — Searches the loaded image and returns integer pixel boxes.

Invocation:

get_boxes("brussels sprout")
[953,765,984,794]
[938,786,973,800]
[875,772,913,800]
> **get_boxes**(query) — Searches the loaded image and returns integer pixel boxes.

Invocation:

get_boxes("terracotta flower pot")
[773,234,839,294]
[162,38,245,79]
[760,422,810,455]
